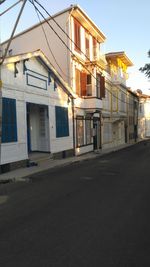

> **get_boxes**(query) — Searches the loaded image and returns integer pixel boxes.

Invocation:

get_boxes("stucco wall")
[1,56,73,165]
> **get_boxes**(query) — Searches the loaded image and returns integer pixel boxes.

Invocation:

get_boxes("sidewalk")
[0,143,133,183]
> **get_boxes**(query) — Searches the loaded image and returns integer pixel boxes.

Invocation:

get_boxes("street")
[0,141,150,266]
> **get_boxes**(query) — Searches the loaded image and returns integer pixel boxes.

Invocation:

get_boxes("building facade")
[102,52,135,149]
[0,5,140,170]
[1,5,107,156]
[0,50,75,170]
[138,93,150,139]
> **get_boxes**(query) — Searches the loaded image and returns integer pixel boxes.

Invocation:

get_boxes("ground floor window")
[55,106,69,138]
[76,116,93,147]
[103,122,112,143]
[2,97,17,143]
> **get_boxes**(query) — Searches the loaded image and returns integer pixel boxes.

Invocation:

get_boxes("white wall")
[2,11,71,85]
[1,56,73,164]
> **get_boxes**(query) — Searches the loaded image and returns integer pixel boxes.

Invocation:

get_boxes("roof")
[1,4,106,45]
[127,88,139,98]
[106,51,133,67]
[71,5,106,43]
[3,50,75,98]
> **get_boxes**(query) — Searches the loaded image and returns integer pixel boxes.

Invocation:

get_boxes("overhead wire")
[32,0,137,105]
[0,0,23,16]
[33,3,71,79]
[29,0,138,106]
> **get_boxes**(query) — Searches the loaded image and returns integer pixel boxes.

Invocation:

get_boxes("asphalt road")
[1,141,150,266]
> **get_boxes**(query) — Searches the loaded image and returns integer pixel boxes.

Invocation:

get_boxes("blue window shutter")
[55,106,69,138]
[2,97,17,143]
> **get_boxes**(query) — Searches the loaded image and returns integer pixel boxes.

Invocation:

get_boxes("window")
[103,122,112,143]
[85,31,90,58]
[86,119,92,144]
[75,69,92,97]
[76,116,93,147]
[76,117,84,147]
[120,91,126,112]
[74,19,81,52]
[86,75,92,96]
[103,89,111,110]
[96,73,105,99]
[2,97,17,143]
[93,37,97,60]
[55,106,69,138]
[112,90,118,111]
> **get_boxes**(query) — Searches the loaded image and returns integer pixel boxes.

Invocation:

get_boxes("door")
[93,117,101,150]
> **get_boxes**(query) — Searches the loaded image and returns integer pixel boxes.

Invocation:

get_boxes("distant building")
[138,92,150,139]
[102,52,134,148]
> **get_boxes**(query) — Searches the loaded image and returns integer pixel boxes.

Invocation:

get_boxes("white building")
[0,50,75,170]
[138,93,150,139]
[1,5,106,156]
[102,52,134,149]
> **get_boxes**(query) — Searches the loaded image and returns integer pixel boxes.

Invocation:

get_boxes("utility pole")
[0,0,27,168]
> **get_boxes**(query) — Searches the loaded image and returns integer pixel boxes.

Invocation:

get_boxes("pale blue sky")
[1,0,150,92]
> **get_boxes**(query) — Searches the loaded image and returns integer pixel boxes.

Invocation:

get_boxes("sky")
[0,0,150,94]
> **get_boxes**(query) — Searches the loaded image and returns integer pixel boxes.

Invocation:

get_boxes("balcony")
[74,96,102,111]
[111,72,128,86]
[85,52,107,69]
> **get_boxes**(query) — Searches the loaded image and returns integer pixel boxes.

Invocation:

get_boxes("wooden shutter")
[80,72,87,96]
[2,97,17,143]
[55,106,69,138]
[74,19,81,52]
[100,75,105,98]
[75,68,80,96]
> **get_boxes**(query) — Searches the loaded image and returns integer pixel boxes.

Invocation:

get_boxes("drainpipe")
[99,110,102,149]
[71,97,76,156]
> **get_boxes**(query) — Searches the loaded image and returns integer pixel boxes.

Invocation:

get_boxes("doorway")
[93,117,101,150]
[26,103,50,153]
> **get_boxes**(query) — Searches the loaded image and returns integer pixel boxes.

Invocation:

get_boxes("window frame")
[55,106,69,138]
[74,19,81,53]
[2,97,18,143]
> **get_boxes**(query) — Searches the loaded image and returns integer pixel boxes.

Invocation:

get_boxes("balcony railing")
[86,51,107,69]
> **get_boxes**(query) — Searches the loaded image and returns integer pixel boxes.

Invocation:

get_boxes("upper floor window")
[120,91,126,112]
[96,73,105,99]
[93,37,97,60]
[85,31,90,59]
[75,69,92,97]
[74,19,81,52]
[112,90,118,111]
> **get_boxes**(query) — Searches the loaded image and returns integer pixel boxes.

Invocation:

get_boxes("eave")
[71,5,106,43]
[106,51,133,67]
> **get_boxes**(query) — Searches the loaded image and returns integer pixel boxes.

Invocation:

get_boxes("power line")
[0,0,28,65]
[29,0,138,106]
[0,0,23,16]
[32,0,135,103]
[33,3,71,79]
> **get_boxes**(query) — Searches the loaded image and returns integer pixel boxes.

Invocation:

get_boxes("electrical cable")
[29,0,138,107]
[0,0,23,16]
[33,4,71,79]
[32,0,135,103]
